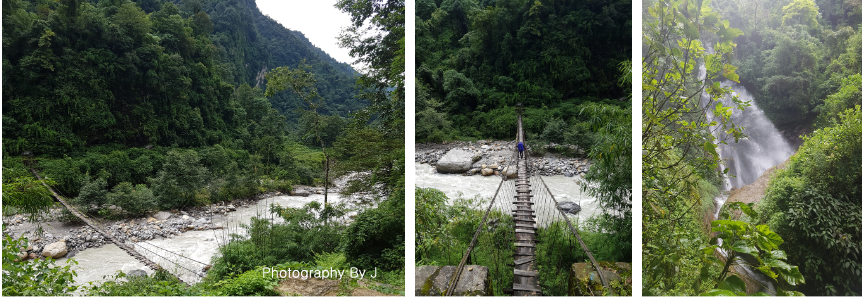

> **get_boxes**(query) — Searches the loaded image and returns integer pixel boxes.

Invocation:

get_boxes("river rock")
[41,241,68,259]
[194,218,207,225]
[182,215,191,220]
[147,217,157,223]
[436,149,477,173]
[227,205,236,211]
[558,201,582,214]
[28,253,37,260]
[481,168,495,176]
[502,167,518,179]
[416,265,491,296]
[127,269,147,278]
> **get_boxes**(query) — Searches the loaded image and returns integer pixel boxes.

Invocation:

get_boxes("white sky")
[255,0,355,65]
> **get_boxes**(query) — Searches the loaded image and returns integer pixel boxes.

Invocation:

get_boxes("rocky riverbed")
[1,189,329,262]
[416,140,591,177]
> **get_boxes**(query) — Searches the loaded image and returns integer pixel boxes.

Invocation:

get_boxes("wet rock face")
[415,265,491,296]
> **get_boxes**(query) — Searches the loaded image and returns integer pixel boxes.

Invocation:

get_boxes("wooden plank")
[515,229,536,234]
[514,257,536,265]
[514,269,539,277]
[513,283,543,293]
[515,224,536,229]
[514,242,535,247]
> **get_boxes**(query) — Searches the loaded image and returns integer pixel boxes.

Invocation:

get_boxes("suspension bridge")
[440,107,611,296]
[28,164,212,285]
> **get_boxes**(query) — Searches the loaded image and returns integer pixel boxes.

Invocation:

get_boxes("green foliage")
[2,236,79,296]
[208,201,347,280]
[643,0,748,293]
[415,0,631,143]
[757,106,862,295]
[85,270,209,296]
[415,187,621,295]
[149,149,209,209]
[702,202,805,296]
[781,0,820,29]
[818,74,862,125]
[582,102,633,262]
[341,190,406,272]
[213,268,279,296]
[2,157,55,222]
[106,182,157,217]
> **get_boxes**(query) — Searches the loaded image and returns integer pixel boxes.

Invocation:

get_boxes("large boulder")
[436,149,477,173]
[481,168,495,176]
[127,269,148,278]
[558,201,582,215]
[154,211,172,221]
[502,167,518,179]
[416,265,491,296]
[41,241,68,259]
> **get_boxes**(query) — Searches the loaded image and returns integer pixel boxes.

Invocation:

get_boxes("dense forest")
[415,0,632,149]
[2,0,405,295]
[643,0,862,295]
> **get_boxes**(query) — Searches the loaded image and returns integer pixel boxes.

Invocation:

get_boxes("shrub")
[758,106,862,295]
[341,193,405,272]
[75,174,109,211]
[149,149,209,209]
[541,118,567,143]
[214,268,279,296]
[106,182,157,217]
[85,270,209,296]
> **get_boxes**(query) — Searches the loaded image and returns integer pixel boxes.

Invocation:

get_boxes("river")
[70,193,345,287]
[414,162,602,226]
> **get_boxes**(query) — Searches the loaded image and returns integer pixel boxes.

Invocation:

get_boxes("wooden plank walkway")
[512,111,541,296]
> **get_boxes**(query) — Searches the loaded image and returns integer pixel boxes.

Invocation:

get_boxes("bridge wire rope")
[443,174,507,296]
[535,172,612,293]
[27,158,223,284]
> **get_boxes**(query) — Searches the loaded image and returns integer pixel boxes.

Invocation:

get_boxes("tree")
[265,62,334,205]
[642,0,748,293]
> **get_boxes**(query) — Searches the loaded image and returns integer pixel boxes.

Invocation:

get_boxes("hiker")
[518,141,525,158]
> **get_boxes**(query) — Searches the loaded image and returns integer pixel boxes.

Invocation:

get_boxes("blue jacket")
[518,142,524,152]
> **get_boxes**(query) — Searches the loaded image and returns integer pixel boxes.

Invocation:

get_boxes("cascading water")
[699,66,795,191]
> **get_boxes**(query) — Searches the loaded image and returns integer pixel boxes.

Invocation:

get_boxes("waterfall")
[699,66,795,191]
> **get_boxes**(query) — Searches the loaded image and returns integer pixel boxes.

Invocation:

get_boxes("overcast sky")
[255,0,355,65]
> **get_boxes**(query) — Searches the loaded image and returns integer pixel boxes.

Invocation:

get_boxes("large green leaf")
[718,275,747,295]
[756,225,784,249]
[770,250,787,260]
[704,289,738,296]
[777,266,805,286]
[764,258,792,271]
[730,239,757,255]
[713,220,746,232]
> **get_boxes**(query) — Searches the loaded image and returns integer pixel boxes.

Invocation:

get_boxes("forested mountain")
[415,0,632,144]
[2,0,362,155]
[707,0,862,132]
